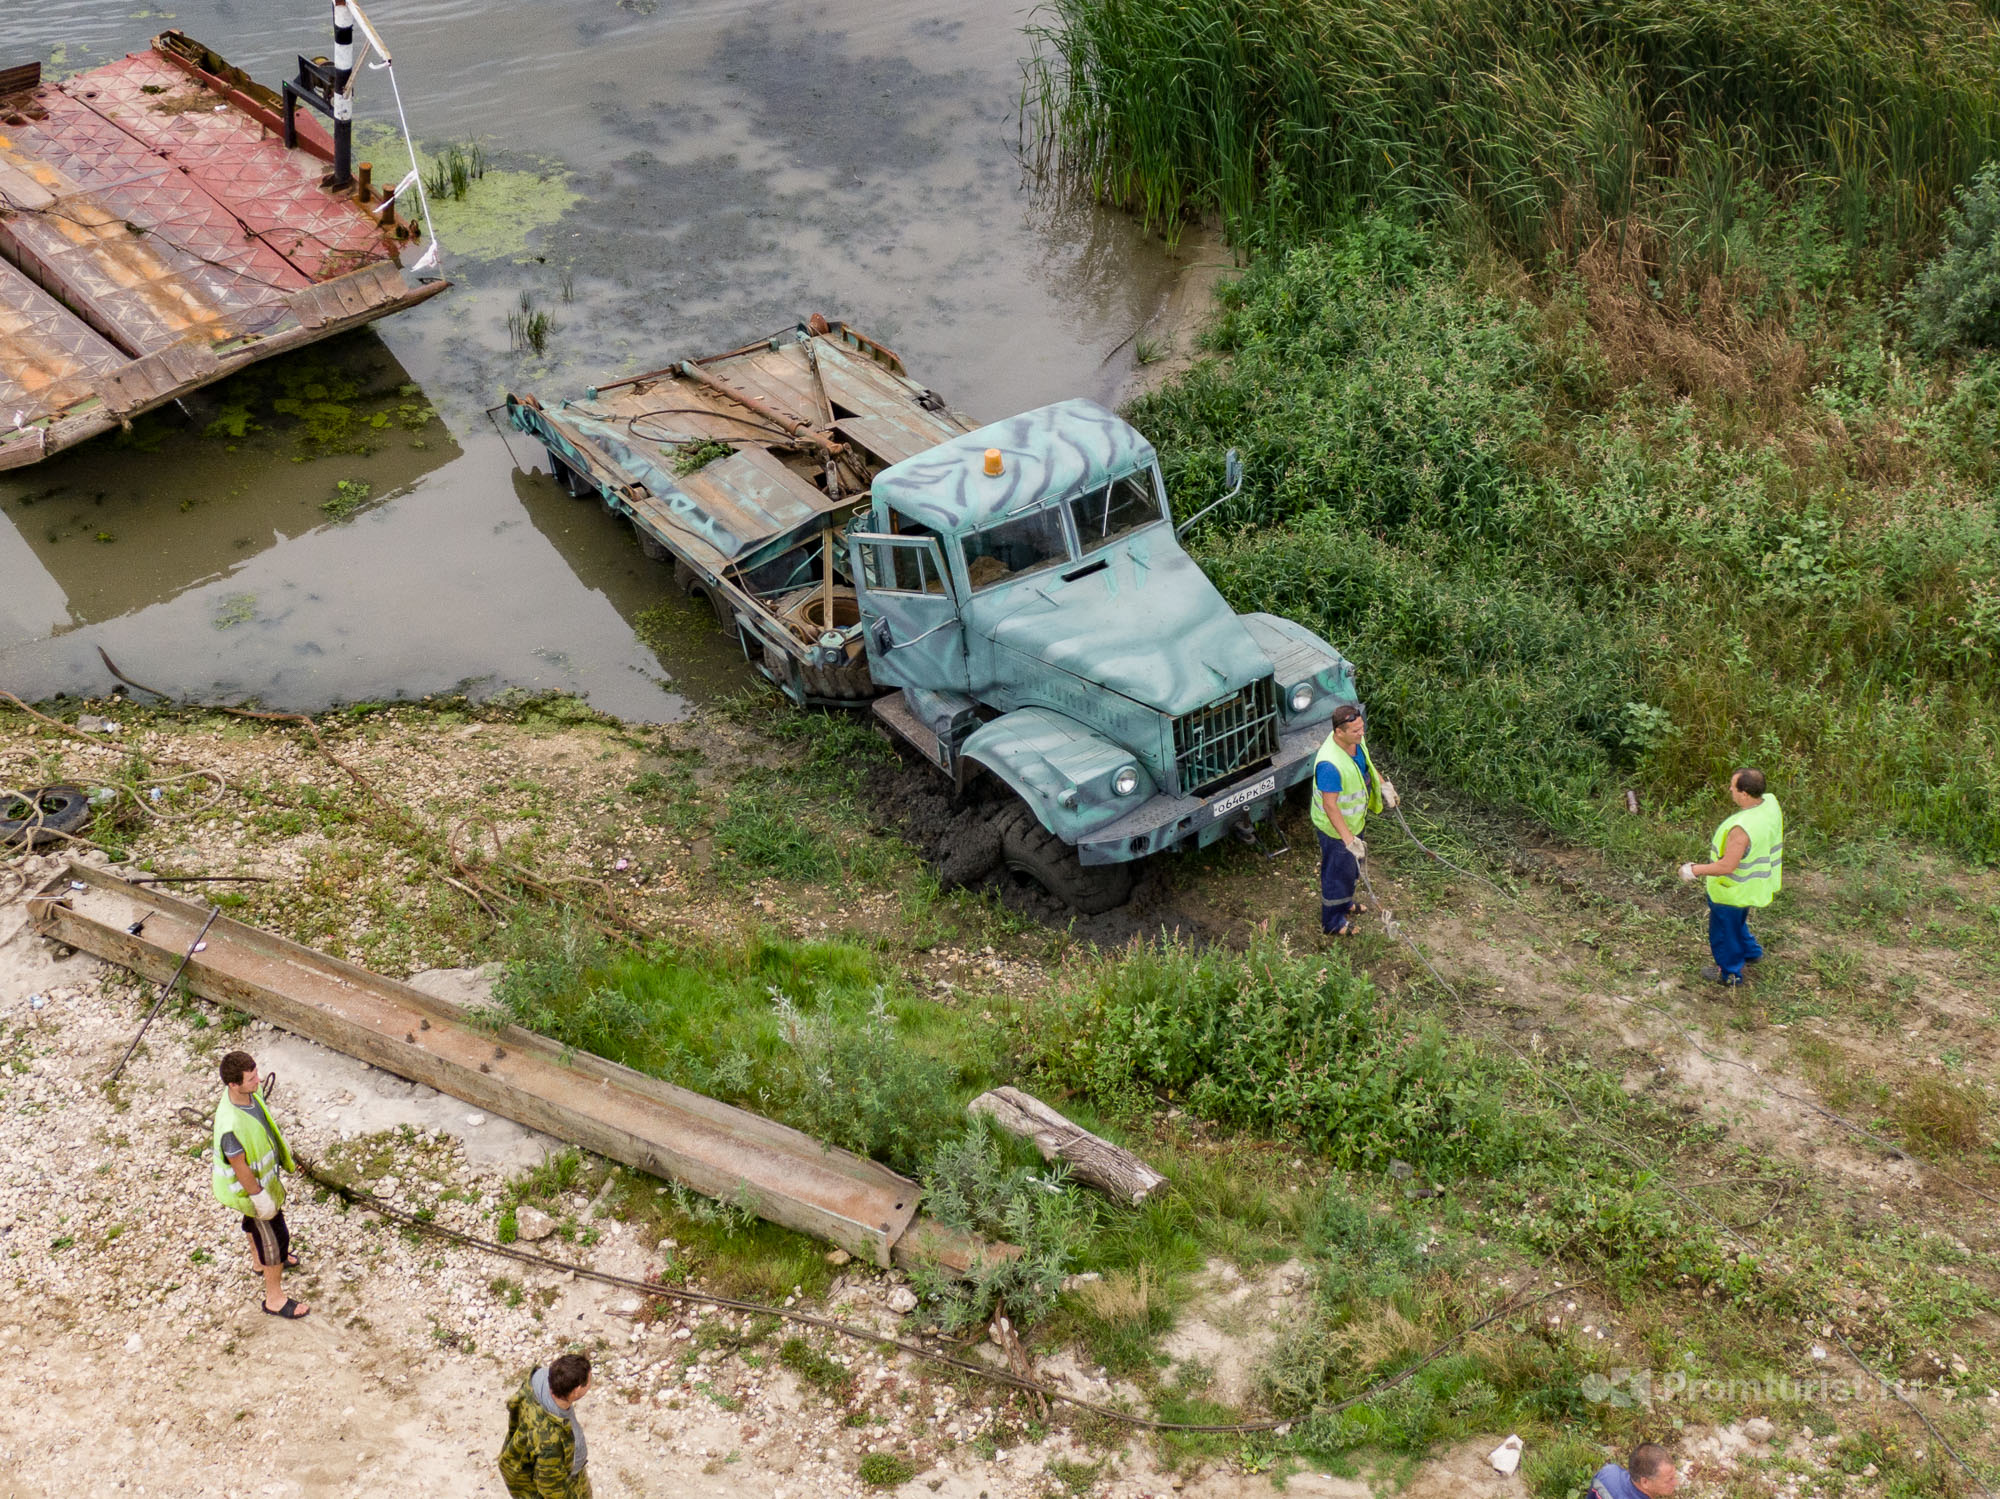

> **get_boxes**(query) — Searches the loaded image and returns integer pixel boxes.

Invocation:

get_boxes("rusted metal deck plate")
[68,49,392,280]
[0,36,444,466]
[0,255,126,419]
[31,864,923,1266]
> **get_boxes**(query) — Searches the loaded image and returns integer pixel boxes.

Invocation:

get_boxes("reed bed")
[1030,0,2000,266]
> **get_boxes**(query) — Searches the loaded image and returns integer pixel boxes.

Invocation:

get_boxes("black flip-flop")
[262,1297,310,1319]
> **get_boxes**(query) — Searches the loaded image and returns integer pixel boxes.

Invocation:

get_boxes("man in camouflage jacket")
[499,1352,592,1499]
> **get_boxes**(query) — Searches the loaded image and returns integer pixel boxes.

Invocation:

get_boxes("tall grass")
[1030,0,2000,267]
[1137,219,2000,859]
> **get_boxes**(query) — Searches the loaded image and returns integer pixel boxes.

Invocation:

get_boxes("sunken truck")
[506,318,1358,911]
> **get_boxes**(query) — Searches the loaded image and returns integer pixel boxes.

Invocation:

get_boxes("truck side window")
[1069,471,1162,552]
[864,540,946,594]
[962,505,1071,590]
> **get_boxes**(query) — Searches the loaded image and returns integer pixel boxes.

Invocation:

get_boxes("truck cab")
[851,398,1358,908]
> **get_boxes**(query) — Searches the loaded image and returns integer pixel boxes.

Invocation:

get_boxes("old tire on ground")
[992,802,1135,914]
[1,783,91,849]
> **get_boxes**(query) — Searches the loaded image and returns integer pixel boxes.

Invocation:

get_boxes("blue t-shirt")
[1314,743,1370,796]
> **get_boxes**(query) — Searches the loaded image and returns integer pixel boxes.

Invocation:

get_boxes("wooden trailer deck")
[507,319,974,706]
[0,34,447,470]
[30,862,1001,1272]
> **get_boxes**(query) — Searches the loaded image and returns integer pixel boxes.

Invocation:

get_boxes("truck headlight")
[1112,766,1140,797]
[1289,682,1314,713]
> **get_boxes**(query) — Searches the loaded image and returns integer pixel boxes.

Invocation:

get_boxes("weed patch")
[1035,934,1519,1176]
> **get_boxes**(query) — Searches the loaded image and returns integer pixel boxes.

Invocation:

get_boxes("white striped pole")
[330,0,354,187]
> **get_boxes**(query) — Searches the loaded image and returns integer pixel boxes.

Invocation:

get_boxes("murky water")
[0,0,1183,719]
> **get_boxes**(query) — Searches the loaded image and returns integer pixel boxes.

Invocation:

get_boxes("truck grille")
[1173,678,1279,797]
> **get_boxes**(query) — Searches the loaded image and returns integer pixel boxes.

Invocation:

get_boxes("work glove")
[1678,863,1696,883]
[1346,836,1367,860]
[250,1190,278,1221]
[1381,778,1400,810]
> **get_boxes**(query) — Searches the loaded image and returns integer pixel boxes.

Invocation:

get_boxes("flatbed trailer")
[0,33,446,470]
[505,318,973,706]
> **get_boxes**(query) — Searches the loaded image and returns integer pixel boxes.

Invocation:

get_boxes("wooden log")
[968,1087,1166,1205]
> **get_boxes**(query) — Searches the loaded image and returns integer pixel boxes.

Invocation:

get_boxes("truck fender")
[960,707,1156,844]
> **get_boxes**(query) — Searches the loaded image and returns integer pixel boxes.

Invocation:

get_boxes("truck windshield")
[1069,471,1162,552]
[961,504,1071,590]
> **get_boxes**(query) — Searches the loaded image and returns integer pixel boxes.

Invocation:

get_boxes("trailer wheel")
[548,451,593,499]
[1,783,91,850]
[991,802,1135,914]
[633,527,669,563]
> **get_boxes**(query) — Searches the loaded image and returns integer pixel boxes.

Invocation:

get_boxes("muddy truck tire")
[993,802,1136,914]
[1,783,91,850]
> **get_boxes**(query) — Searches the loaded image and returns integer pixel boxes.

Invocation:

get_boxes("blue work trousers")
[1706,897,1765,978]
[1318,831,1360,934]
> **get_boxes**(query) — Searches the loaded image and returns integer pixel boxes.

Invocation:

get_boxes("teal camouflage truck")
[852,397,1357,912]
[507,321,1357,913]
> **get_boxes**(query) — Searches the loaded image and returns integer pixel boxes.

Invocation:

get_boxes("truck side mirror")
[1174,448,1248,539]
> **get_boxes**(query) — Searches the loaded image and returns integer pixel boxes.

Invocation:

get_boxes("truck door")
[848,532,971,693]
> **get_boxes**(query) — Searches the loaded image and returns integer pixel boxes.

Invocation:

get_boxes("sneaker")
[1701,963,1744,987]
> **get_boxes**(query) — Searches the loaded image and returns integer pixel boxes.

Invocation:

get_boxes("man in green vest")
[1679,768,1783,987]
[1310,704,1398,937]
[500,1352,594,1498]
[211,1049,308,1319]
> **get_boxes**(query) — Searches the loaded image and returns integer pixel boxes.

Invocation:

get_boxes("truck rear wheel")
[992,803,1135,914]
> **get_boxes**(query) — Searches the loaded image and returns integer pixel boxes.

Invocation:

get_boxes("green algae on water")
[355,125,579,263]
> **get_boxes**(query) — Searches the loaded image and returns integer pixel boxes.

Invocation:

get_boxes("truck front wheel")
[992,803,1135,914]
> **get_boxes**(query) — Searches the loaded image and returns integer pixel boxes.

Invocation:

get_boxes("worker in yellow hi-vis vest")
[1310,703,1398,937]
[212,1049,309,1319]
[1678,768,1783,987]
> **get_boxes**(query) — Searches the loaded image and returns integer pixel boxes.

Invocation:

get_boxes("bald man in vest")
[1309,704,1398,937]
[1680,768,1784,987]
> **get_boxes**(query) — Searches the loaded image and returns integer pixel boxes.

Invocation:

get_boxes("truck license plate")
[1209,774,1276,821]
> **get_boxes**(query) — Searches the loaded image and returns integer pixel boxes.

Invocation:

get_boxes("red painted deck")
[0,32,447,469]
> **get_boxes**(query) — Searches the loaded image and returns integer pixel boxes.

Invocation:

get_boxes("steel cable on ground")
[276,1149,1580,1437]
[1353,782,1997,1498]
[1647,1004,2000,1213]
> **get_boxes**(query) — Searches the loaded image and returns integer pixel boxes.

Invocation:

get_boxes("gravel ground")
[0,852,1243,1499]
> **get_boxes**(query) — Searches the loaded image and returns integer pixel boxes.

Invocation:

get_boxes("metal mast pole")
[330,0,354,187]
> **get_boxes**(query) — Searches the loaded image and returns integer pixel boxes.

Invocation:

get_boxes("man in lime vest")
[1310,704,1398,937]
[212,1049,309,1318]
[1678,768,1782,987]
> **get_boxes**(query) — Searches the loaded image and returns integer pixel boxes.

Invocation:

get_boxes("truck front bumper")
[1075,719,1323,866]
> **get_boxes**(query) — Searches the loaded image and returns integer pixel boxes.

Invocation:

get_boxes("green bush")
[1903,162,2000,355]
[909,1125,1098,1334]
[494,931,989,1175]
[1034,935,1518,1176]
[857,1453,917,1488]
[1523,1434,1609,1499]
[1135,221,2000,861]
